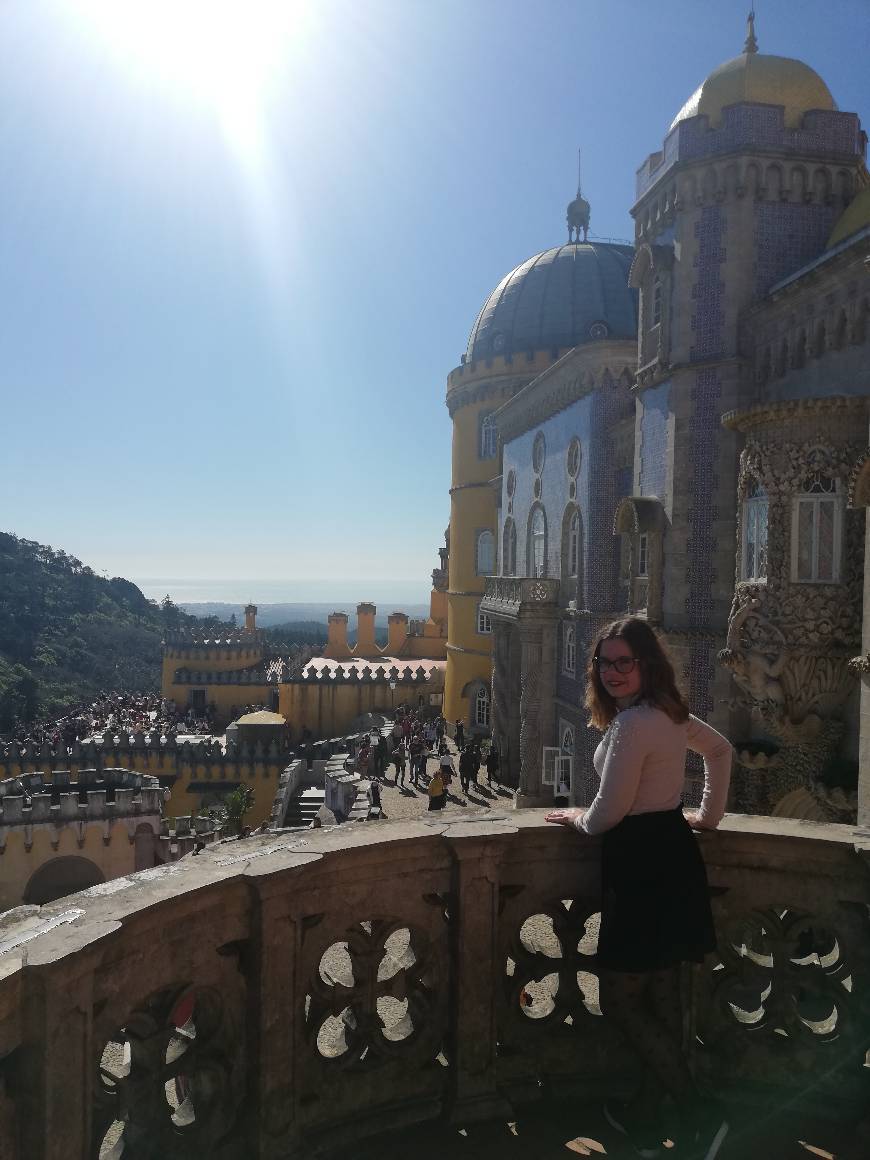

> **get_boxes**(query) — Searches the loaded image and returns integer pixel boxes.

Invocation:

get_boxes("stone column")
[515,619,557,808]
[445,821,515,1124]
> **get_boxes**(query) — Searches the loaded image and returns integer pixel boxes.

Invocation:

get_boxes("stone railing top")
[481,576,561,615]
[3,809,870,1159]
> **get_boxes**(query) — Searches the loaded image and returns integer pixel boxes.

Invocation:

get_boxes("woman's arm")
[686,715,733,829]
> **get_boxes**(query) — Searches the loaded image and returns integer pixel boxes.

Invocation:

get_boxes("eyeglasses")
[595,656,638,674]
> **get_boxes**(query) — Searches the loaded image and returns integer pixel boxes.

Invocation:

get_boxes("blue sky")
[1,0,867,602]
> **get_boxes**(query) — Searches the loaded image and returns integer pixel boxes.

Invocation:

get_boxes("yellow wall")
[161,644,265,699]
[278,675,444,740]
[164,681,273,719]
[444,392,500,725]
[0,819,153,911]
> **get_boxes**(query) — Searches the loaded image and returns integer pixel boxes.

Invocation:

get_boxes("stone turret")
[325,612,352,659]
[354,603,378,657]
[387,612,409,654]
[244,603,258,634]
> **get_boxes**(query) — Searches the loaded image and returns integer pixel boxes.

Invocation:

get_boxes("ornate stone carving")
[94,985,244,1160]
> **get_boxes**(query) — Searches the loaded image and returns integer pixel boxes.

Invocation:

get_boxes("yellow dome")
[827,187,870,247]
[671,51,836,132]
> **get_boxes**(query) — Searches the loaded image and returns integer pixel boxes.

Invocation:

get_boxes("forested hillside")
[0,533,324,731]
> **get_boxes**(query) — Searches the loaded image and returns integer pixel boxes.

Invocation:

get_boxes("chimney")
[354,603,378,657]
[244,604,257,634]
[325,612,351,658]
[387,612,409,655]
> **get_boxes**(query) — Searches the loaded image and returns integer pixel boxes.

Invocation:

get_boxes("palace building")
[446,16,870,820]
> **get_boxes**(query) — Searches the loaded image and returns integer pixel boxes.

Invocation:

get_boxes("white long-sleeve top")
[576,703,733,837]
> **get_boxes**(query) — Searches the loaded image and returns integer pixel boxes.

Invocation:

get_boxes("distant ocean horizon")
[134,578,432,605]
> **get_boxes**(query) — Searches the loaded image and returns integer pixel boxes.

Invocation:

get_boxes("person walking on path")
[454,719,465,749]
[409,734,425,787]
[459,744,476,795]
[427,769,446,811]
[393,740,407,787]
[546,618,732,1160]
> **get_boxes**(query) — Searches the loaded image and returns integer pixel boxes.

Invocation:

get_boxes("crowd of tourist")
[0,691,226,750]
[355,705,501,818]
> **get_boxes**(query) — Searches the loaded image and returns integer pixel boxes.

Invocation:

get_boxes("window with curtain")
[476,530,495,576]
[741,479,768,581]
[479,413,498,460]
[792,473,842,583]
[475,685,490,728]
[562,623,576,675]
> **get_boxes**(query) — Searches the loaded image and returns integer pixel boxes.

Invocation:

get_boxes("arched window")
[562,623,576,675]
[476,530,495,576]
[475,685,490,728]
[568,510,581,577]
[479,413,498,460]
[502,518,517,576]
[741,478,768,581]
[560,723,575,754]
[792,473,842,583]
[529,507,547,577]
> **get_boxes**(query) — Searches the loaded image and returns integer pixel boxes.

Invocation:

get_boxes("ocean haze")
[136,578,432,607]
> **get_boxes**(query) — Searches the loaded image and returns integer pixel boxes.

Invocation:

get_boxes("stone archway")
[23,856,105,906]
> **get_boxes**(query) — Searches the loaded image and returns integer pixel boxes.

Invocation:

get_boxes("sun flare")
[78,0,307,153]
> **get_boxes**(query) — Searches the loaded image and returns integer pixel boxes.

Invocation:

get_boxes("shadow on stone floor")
[325,1095,856,1160]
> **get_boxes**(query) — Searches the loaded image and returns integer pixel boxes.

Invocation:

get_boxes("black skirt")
[597,805,717,973]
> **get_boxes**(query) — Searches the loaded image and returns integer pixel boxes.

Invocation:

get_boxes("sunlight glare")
[78,0,308,157]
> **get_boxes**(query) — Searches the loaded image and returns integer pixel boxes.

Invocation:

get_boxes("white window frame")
[479,413,498,460]
[476,529,495,576]
[477,606,492,634]
[475,685,490,728]
[741,482,769,582]
[542,746,573,795]
[562,623,576,675]
[790,476,843,584]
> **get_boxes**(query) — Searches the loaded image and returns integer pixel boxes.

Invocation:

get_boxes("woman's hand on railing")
[545,808,584,827]
[684,809,717,831]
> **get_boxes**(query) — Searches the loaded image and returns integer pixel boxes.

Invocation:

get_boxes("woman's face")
[598,637,643,703]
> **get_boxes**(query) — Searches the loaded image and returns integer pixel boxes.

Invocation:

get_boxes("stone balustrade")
[1,812,869,1159]
[481,576,561,617]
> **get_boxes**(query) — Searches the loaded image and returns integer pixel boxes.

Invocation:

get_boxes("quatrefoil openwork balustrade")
[95,984,244,1160]
[708,906,858,1046]
[504,897,603,1029]
[306,919,441,1069]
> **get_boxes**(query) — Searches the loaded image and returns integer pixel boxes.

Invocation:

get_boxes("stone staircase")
[282,783,326,828]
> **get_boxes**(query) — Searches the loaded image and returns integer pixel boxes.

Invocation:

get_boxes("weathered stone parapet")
[3,812,867,1158]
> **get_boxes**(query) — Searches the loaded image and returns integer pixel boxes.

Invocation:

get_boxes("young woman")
[546,618,732,1160]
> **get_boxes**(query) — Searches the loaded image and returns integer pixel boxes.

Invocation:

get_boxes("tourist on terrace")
[485,744,500,787]
[426,768,446,811]
[454,719,465,748]
[393,740,407,787]
[546,617,732,1160]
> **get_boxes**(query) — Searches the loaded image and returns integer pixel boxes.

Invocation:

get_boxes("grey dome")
[465,242,637,364]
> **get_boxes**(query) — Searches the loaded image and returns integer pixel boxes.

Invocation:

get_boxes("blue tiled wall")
[638,381,670,499]
[501,378,634,613]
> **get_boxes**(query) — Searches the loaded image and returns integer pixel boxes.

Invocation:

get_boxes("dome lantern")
[743,8,758,55]
[567,149,590,244]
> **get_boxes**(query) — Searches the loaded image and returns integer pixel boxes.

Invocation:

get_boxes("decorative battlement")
[635,104,865,203]
[299,663,436,684]
[163,630,265,651]
[0,768,162,829]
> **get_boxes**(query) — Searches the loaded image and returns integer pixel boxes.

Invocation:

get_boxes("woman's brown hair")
[584,617,690,730]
